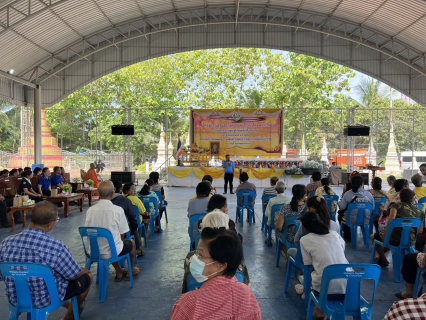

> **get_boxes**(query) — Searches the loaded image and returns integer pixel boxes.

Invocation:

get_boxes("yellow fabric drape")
[167,167,193,178]
[200,166,225,179]
[192,168,206,180]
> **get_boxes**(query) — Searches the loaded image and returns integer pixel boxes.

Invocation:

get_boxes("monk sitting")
[85,163,101,189]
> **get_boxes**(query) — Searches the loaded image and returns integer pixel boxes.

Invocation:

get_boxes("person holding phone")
[222,154,235,194]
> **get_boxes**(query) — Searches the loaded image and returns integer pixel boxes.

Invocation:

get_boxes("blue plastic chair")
[140,196,161,238]
[309,191,316,198]
[236,190,256,225]
[133,205,148,247]
[369,196,388,235]
[262,194,277,233]
[276,216,300,267]
[78,227,134,303]
[370,218,421,282]
[153,190,168,223]
[186,270,245,292]
[123,218,138,265]
[413,245,426,297]
[415,203,424,211]
[194,232,201,250]
[339,202,373,250]
[306,264,381,320]
[267,204,284,246]
[284,235,314,310]
[189,213,207,251]
[419,197,426,205]
[0,262,80,320]
[323,195,339,221]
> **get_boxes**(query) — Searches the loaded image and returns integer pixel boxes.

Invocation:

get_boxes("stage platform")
[167,166,311,188]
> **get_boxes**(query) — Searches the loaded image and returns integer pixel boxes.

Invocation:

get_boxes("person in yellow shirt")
[122,183,150,221]
[412,174,426,201]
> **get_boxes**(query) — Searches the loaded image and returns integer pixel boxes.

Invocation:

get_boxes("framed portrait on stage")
[210,142,220,155]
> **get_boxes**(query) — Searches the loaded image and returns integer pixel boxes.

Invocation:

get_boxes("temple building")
[8,107,64,168]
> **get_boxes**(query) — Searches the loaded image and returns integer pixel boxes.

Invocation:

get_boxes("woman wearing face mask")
[172,227,261,320]
[181,209,250,293]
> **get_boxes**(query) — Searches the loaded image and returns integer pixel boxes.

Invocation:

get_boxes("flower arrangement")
[285,165,304,175]
[73,178,81,183]
[366,162,373,167]
[299,160,323,169]
[86,179,94,187]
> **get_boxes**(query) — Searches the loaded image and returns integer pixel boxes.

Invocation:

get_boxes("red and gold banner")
[192,108,283,159]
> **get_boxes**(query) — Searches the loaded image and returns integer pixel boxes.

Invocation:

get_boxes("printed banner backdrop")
[192,108,283,159]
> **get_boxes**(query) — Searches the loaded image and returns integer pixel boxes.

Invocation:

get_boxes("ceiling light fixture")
[8,69,14,74]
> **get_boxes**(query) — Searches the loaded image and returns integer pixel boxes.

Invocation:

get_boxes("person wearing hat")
[265,181,291,227]
[299,211,348,320]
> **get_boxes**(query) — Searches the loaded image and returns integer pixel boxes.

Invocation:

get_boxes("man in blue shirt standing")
[222,154,235,194]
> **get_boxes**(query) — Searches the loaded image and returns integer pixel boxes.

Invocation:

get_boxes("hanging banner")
[191,108,283,159]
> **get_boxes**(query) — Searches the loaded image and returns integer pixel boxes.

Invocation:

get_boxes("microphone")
[377,161,384,166]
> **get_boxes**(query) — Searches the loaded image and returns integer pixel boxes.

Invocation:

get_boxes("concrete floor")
[0,185,403,320]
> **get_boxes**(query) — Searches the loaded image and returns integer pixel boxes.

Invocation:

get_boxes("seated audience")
[139,179,161,221]
[299,211,348,320]
[315,177,337,213]
[265,181,291,227]
[17,168,23,176]
[306,171,322,196]
[275,184,307,255]
[38,167,52,197]
[51,166,63,189]
[60,167,69,184]
[420,163,426,184]
[368,177,389,231]
[85,163,101,188]
[181,209,250,293]
[263,177,279,196]
[149,171,167,227]
[188,182,211,239]
[387,175,397,195]
[85,181,141,280]
[412,173,426,201]
[205,194,238,234]
[0,194,11,228]
[388,179,411,204]
[110,180,145,257]
[338,175,374,241]
[33,167,42,176]
[1,169,9,178]
[371,189,424,267]
[171,227,261,319]
[9,169,18,177]
[384,292,426,319]
[342,171,360,196]
[395,252,426,300]
[0,201,92,320]
[122,182,149,220]
[19,170,43,203]
[202,174,216,195]
[235,172,256,221]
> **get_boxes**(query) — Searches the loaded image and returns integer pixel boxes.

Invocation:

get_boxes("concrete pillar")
[34,85,42,164]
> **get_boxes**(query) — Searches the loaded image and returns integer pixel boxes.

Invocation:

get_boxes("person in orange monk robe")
[86,163,101,195]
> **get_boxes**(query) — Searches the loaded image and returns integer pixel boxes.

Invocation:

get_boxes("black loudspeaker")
[343,126,370,136]
[111,125,134,135]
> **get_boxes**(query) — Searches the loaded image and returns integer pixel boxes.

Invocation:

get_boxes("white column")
[34,85,42,164]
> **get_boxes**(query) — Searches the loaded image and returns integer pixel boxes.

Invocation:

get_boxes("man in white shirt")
[265,181,291,226]
[85,181,141,281]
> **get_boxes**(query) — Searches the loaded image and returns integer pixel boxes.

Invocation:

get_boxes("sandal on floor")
[114,270,127,282]
[395,292,408,300]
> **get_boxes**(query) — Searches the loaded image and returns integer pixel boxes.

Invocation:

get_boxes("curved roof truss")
[0,1,426,106]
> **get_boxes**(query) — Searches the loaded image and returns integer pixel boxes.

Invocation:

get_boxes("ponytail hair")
[300,211,329,235]
[139,178,154,196]
[306,196,330,228]
[321,178,331,195]
[351,175,364,193]
[290,184,306,212]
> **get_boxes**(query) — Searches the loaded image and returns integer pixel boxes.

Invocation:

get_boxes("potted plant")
[62,184,72,195]
[73,178,81,183]
[86,179,94,189]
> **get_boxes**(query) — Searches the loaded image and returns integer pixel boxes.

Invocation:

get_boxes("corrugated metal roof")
[0,0,426,106]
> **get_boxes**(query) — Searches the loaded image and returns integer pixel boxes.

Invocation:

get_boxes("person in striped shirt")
[262,177,279,197]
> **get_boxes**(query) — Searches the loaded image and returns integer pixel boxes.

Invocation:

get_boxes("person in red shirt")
[171,227,261,320]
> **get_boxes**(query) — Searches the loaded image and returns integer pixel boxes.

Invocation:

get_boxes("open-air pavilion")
[1,0,426,319]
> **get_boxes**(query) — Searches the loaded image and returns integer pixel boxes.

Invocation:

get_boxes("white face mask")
[190,254,219,283]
